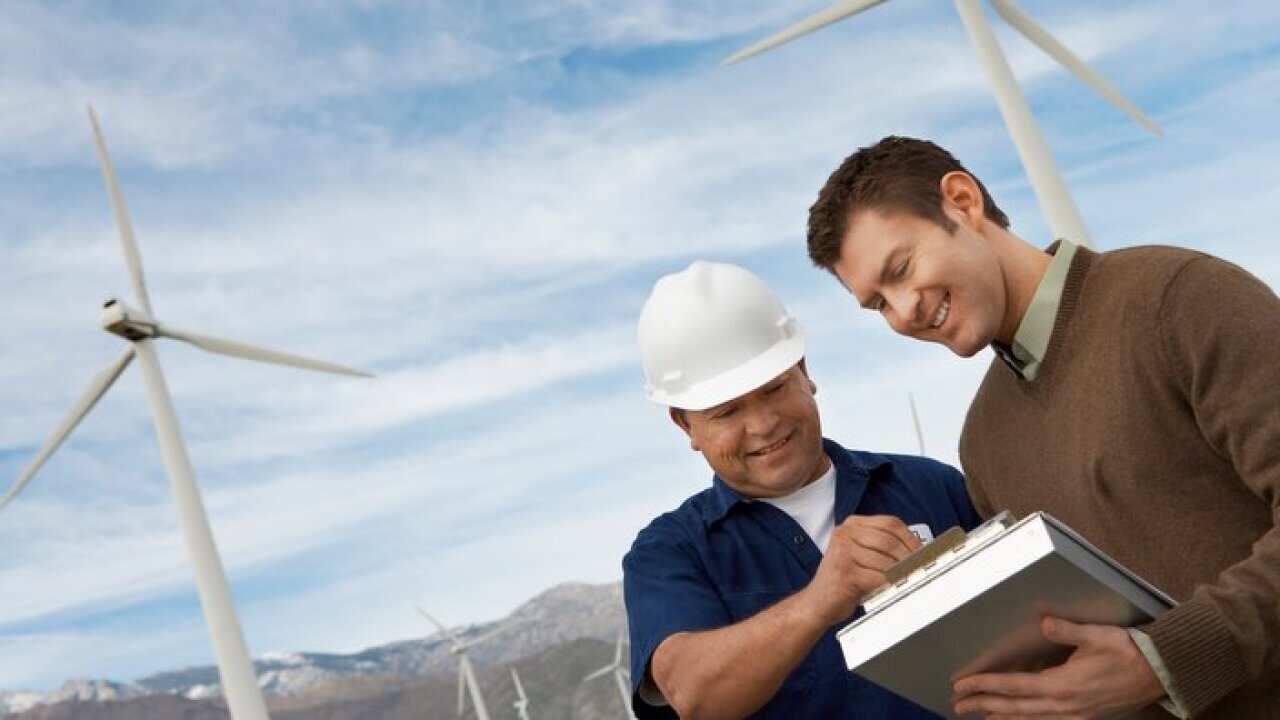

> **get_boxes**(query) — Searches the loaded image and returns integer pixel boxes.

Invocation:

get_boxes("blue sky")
[2,0,1280,692]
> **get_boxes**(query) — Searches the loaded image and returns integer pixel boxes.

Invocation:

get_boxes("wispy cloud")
[2,0,1279,691]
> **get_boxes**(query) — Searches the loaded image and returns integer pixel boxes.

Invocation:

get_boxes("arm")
[1141,256,1280,712]
[648,585,831,720]
[649,515,921,720]
[954,257,1280,718]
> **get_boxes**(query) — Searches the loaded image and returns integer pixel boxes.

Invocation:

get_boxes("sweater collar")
[995,240,1092,381]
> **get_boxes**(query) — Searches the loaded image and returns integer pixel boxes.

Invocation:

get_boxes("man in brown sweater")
[803,136,1279,718]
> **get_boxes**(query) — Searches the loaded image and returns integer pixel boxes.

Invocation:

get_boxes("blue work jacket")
[622,438,981,719]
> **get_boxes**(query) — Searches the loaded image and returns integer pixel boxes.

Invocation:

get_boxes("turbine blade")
[991,0,1163,136]
[415,606,461,644]
[722,0,889,66]
[583,665,612,683]
[460,609,524,650]
[908,392,926,456]
[457,662,467,716]
[86,105,154,315]
[1,347,135,513]
[155,324,373,378]
[458,631,496,652]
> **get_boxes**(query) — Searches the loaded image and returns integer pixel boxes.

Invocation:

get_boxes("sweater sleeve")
[1145,256,1280,714]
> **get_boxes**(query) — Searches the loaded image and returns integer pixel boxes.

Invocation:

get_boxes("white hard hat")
[638,261,805,410]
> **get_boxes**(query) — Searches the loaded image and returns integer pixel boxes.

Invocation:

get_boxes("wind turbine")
[907,392,926,455]
[510,668,531,720]
[0,106,372,720]
[582,633,634,720]
[416,607,514,720]
[723,0,1164,249]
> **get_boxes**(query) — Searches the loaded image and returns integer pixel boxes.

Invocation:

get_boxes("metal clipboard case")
[836,512,1176,718]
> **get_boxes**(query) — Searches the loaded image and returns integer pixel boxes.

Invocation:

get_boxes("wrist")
[795,582,858,630]
[1126,628,1180,708]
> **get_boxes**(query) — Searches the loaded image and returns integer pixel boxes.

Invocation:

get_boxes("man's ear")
[796,358,818,395]
[669,407,700,451]
[938,171,986,231]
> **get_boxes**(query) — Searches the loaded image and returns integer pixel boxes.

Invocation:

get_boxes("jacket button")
[793,535,804,545]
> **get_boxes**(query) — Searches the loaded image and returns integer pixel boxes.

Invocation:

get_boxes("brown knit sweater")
[960,245,1280,719]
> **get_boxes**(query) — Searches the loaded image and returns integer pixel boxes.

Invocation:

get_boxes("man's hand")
[951,617,1166,719]
[803,515,922,627]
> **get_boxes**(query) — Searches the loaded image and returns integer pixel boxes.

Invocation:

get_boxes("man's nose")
[885,288,923,334]
[742,402,781,436]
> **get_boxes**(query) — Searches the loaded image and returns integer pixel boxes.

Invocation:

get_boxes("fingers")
[952,673,1068,716]
[953,671,1045,700]
[954,695,1075,717]
[847,544,899,575]
[858,514,924,551]
[838,515,921,561]
[1040,616,1108,648]
[821,515,930,600]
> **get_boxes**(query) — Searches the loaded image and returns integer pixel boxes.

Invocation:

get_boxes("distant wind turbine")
[582,633,635,720]
[723,0,1164,249]
[0,106,373,720]
[908,392,926,455]
[511,668,531,720]
[417,607,515,720]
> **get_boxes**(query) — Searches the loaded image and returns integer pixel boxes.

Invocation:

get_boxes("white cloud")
[3,0,1280,692]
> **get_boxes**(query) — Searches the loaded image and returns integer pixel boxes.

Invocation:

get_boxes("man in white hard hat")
[623,261,981,719]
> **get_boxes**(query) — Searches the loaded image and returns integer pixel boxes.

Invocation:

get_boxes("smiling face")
[673,363,829,499]
[834,208,1008,356]
[831,172,1017,357]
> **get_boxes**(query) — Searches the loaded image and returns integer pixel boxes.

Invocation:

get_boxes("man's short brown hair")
[807,136,1009,272]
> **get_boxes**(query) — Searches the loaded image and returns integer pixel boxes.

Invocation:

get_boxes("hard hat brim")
[647,329,806,411]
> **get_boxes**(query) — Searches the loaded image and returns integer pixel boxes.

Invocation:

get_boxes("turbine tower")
[907,392,926,456]
[0,107,373,720]
[416,608,511,720]
[582,633,634,720]
[723,0,1164,249]
[510,668,531,720]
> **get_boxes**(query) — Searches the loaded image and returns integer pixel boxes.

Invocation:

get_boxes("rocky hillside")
[10,638,634,720]
[3,581,632,719]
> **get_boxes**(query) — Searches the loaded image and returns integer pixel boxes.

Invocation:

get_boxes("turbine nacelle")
[1,105,375,720]
[414,606,528,720]
[101,298,157,341]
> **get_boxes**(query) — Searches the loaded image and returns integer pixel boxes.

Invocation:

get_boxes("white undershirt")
[759,456,837,553]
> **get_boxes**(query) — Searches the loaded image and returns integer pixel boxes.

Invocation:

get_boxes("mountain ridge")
[3,580,628,718]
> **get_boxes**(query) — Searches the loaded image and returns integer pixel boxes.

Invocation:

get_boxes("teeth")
[932,295,950,329]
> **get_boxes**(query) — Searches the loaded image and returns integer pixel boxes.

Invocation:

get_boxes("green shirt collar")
[999,239,1079,381]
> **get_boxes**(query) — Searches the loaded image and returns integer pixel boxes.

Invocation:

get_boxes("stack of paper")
[838,512,1175,718]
